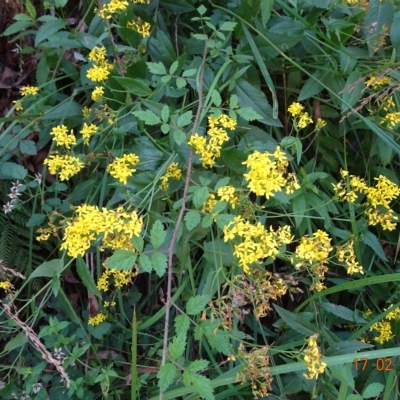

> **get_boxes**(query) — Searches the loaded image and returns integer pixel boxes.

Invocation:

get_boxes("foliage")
[1,0,400,399]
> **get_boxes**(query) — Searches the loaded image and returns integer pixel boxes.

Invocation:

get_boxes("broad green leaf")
[43,100,82,119]
[175,315,190,337]
[29,259,64,280]
[229,94,238,109]
[182,68,197,77]
[325,341,373,357]
[172,129,186,145]
[152,252,167,277]
[298,69,326,101]
[197,4,207,15]
[161,123,170,134]
[215,214,234,230]
[219,21,237,31]
[176,76,187,88]
[206,330,231,355]
[4,333,28,352]
[261,0,274,26]
[19,140,37,155]
[341,70,364,112]
[184,210,201,231]
[133,110,162,125]
[146,61,167,75]
[192,33,208,41]
[269,18,305,36]
[26,214,46,227]
[346,395,362,400]
[51,274,60,297]
[169,60,179,75]
[157,363,177,392]
[274,304,317,336]
[151,220,166,249]
[202,214,213,228]
[1,162,27,179]
[320,303,365,322]
[105,250,137,271]
[377,135,393,166]
[236,107,262,121]
[169,334,186,360]
[35,19,66,46]
[211,90,222,107]
[177,111,192,127]
[363,230,387,262]
[292,193,306,227]
[132,236,144,252]
[76,256,102,298]
[113,77,152,97]
[139,254,152,273]
[204,239,234,265]
[362,383,384,399]
[161,105,170,122]
[186,295,210,315]
[187,359,209,372]
[214,177,230,191]
[329,364,354,390]
[190,373,215,400]
[193,187,209,209]
[3,21,34,36]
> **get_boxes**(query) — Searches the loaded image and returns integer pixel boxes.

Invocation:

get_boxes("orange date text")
[353,358,392,371]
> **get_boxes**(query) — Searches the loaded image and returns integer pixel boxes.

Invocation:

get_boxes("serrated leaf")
[1,162,27,179]
[133,110,162,125]
[132,236,144,252]
[161,105,170,122]
[3,20,34,36]
[362,383,384,399]
[182,68,197,77]
[105,250,137,271]
[236,107,262,121]
[190,374,215,400]
[211,90,222,107]
[170,60,179,75]
[219,21,237,31]
[187,359,209,372]
[28,259,63,280]
[192,33,208,41]
[157,363,177,392]
[202,214,213,228]
[214,177,230,191]
[341,70,364,112]
[169,334,186,360]
[177,111,192,127]
[173,129,186,145]
[152,252,167,277]
[274,304,317,336]
[176,77,187,88]
[76,256,102,298]
[206,330,231,355]
[151,220,166,249]
[186,295,209,315]
[363,230,387,261]
[113,77,152,97]
[35,19,66,46]
[320,303,365,322]
[161,123,170,134]
[26,213,46,227]
[19,140,37,155]
[175,315,190,337]
[193,186,209,209]
[184,210,201,231]
[146,61,166,75]
[139,254,152,273]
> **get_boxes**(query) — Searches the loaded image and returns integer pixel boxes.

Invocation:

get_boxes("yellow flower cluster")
[60,204,143,258]
[364,305,400,344]
[44,153,84,181]
[217,185,240,209]
[128,19,152,37]
[50,125,76,149]
[188,114,235,168]
[80,123,97,145]
[20,86,39,96]
[133,0,150,3]
[287,102,326,129]
[98,0,128,19]
[88,313,107,326]
[334,172,400,230]
[107,153,140,184]
[83,106,91,118]
[335,239,363,274]
[303,334,327,380]
[104,301,116,307]
[0,281,11,290]
[92,86,104,102]
[292,230,332,291]
[366,75,390,89]
[159,162,182,190]
[380,111,400,127]
[97,267,135,291]
[242,147,300,197]
[86,46,113,82]
[223,215,293,273]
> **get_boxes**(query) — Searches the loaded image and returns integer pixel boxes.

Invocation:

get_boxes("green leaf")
[169,334,186,360]
[261,0,273,26]
[139,254,152,273]
[161,105,170,122]
[198,5,207,15]
[346,395,362,400]
[19,140,37,155]
[236,107,262,121]
[274,304,317,336]
[132,235,144,252]
[105,250,137,271]
[192,33,208,41]
[29,259,64,280]
[4,333,28,352]
[187,359,209,372]
[177,111,192,127]
[35,19,66,46]
[3,20,34,36]
[169,60,179,75]
[202,214,214,228]
[133,110,162,125]
[1,162,27,179]
[43,100,82,119]
[206,330,231,355]
[172,130,186,145]
[293,193,306,228]
[193,187,209,209]
[55,0,68,7]
[341,70,364,112]
[325,341,373,357]
[377,135,393,166]
[176,77,187,88]
[182,68,197,77]
[152,252,167,277]
[51,274,60,297]
[204,239,234,265]
[26,214,46,227]
[214,177,230,191]
[186,295,210,315]
[211,90,222,107]
[113,77,152,97]
[298,69,326,101]
[219,21,237,31]
[157,363,177,392]
[76,256,102,298]
[190,374,215,400]
[362,383,384,399]
[320,303,365,322]
[185,210,201,231]
[151,220,166,249]
[363,230,387,262]
[146,61,167,75]
[175,314,190,337]
[161,123,170,134]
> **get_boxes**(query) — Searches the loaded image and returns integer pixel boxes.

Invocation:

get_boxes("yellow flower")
[98,0,129,19]
[366,75,390,89]
[50,125,76,149]
[159,162,182,190]
[80,123,97,145]
[303,334,326,380]
[297,112,313,128]
[12,100,23,112]
[287,102,304,117]
[20,86,39,96]
[44,153,84,181]
[88,313,107,326]
[87,64,112,82]
[0,281,11,290]
[88,46,107,63]
[128,19,152,37]
[315,118,326,129]
[217,185,239,209]
[92,86,104,102]
[107,154,140,184]
[82,106,91,118]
